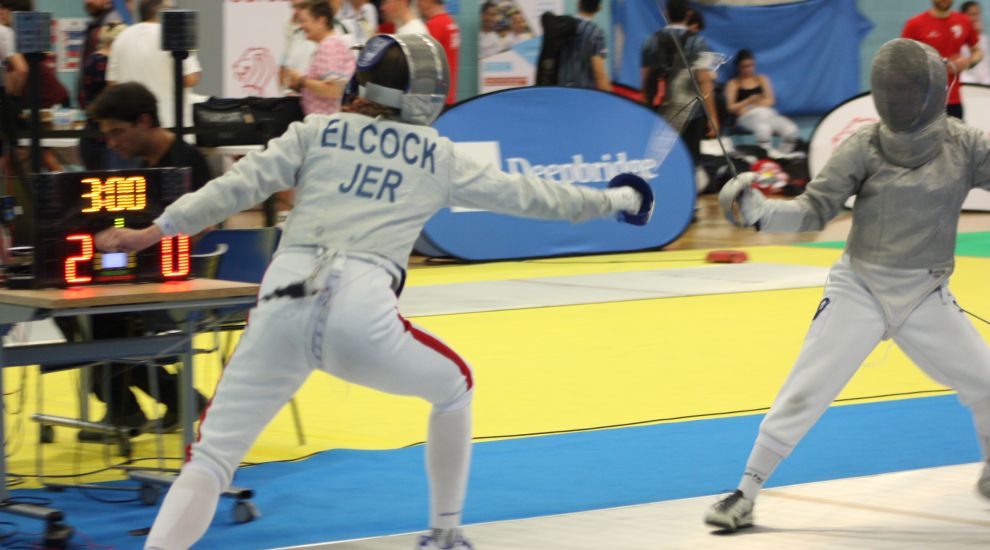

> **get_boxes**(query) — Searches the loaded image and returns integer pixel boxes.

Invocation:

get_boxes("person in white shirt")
[98,34,652,550]
[381,0,429,35]
[106,0,201,129]
[337,0,378,42]
[961,1,990,84]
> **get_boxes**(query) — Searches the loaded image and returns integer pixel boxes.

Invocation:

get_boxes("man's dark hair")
[578,0,601,13]
[666,0,690,23]
[88,82,161,127]
[481,1,498,14]
[961,1,981,12]
[0,0,34,12]
[139,0,164,22]
[687,9,704,31]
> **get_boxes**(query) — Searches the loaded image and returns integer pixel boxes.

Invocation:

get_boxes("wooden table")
[0,279,258,534]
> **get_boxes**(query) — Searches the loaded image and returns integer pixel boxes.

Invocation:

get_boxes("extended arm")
[720,131,869,232]
[448,145,647,223]
[96,122,311,252]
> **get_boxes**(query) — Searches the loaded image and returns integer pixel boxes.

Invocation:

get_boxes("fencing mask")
[345,34,449,126]
[870,38,948,168]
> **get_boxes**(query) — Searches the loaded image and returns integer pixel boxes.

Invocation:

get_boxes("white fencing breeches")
[755,260,990,460]
[188,250,473,486]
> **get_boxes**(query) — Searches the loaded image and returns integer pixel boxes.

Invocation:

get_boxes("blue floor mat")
[3,394,979,549]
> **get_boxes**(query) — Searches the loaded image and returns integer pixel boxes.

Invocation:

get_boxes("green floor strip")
[797,232,990,258]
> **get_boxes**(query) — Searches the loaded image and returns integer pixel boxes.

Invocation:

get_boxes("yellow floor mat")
[6,246,988,489]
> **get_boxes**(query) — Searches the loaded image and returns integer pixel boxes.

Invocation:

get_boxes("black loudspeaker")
[12,11,50,54]
[161,9,197,52]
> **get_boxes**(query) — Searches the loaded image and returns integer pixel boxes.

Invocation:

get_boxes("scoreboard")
[27,168,191,288]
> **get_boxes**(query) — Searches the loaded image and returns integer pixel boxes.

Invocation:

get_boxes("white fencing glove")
[718,172,766,228]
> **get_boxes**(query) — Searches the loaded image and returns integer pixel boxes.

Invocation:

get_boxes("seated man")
[69,82,211,440]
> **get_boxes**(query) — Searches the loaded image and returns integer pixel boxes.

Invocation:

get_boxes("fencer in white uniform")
[94,34,653,550]
[705,38,990,532]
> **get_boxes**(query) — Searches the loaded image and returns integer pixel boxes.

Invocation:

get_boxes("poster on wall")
[478,0,561,94]
[54,18,87,72]
[222,0,292,98]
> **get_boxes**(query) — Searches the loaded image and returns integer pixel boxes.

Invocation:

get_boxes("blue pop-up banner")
[419,86,696,261]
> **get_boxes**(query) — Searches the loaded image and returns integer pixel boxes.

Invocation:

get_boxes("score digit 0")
[81,176,147,213]
[161,235,190,278]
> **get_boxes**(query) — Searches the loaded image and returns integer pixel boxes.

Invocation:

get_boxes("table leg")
[180,315,196,449]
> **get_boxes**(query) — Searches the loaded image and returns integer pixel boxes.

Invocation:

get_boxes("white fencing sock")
[738,443,783,500]
[426,400,472,530]
[144,463,222,550]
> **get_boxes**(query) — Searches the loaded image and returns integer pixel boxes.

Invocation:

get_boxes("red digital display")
[64,234,94,284]
[29,168,192,288]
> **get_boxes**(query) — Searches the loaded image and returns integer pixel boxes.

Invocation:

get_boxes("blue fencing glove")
[606,173,655,226]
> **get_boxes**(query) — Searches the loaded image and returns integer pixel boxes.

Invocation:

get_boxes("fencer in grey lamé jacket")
[755,118,990,333]
[758,119,990,272]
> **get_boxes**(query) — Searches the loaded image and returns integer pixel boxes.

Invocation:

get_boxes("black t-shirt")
[145,135,212,191]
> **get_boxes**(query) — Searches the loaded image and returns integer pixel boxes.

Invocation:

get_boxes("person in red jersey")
[418,0,460,105]
[902,0,983,119]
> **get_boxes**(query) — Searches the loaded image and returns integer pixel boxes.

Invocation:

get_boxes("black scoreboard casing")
[28,167,191,288]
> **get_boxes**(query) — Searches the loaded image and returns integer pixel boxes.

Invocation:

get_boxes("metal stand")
[0,323,72,544]
[172,50,188,144]
[24,52,43,174]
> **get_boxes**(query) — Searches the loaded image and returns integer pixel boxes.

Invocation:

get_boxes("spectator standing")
[107,0,203,129]
[419,0,460,105]
[641,0,718,187]
[381,0,429,35]
[78,0,126,108]
[283,0,357,116]
[961,1,990,84]
[0,0,67,172]
[281,0,317,94]
[79,22,129,169]
[903,0,982,119]
[557,0,610,92]
[337,0,379,42]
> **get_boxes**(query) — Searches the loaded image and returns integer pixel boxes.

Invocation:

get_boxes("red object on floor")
[706,250,749,263]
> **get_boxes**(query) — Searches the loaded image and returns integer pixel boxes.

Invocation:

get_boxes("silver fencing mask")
[348,34,450,126]
[870,38,948,168]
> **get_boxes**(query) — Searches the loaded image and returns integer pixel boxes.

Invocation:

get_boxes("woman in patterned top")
[283,0,357,115]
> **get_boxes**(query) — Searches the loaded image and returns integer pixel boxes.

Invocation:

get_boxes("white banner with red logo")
[478,0,562,94]
[222,0,291,98]
[810,84,990,211]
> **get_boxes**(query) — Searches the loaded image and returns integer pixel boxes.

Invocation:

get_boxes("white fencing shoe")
[704,490,755,532]
[415,528,474,549]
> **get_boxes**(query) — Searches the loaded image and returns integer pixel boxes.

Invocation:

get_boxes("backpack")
[644,28,702,108]
[536,12,578,86]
